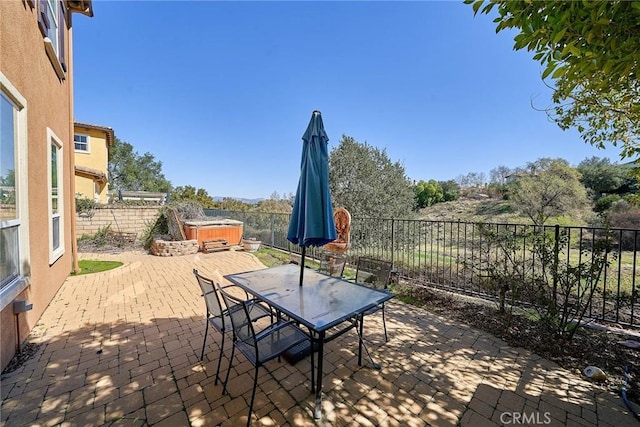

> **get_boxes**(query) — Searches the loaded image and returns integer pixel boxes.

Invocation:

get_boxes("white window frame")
[39,0,66,79]
[74,133,89,153]
[47,128,64,264]
[45,0,59,55]
[0,72,30,311]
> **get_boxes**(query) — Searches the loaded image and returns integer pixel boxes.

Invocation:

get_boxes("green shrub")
[594,194,621,212]
[75,195,97,216]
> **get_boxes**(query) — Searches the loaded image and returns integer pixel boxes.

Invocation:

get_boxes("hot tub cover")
[183,219,243,227]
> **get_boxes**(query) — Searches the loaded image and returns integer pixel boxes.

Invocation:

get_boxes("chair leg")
[356,317,381,369]
[214,331,225,385]
[382,307,388,342]
[222,343,235,395]
[200,319,209,361]
[247,365,260,427]
[309,336,315,392]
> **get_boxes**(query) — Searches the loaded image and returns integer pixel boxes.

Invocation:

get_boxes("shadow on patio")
[0,250,632,426]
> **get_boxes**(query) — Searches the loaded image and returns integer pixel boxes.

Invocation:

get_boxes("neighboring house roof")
[75,165,107,183]
[67,0,94,17]
[74,121,115,146]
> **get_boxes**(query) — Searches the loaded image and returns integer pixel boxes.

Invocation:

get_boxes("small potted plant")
[242,237,261,252]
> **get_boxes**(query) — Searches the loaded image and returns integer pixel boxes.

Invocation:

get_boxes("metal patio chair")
[217,284,312,427]
[354,256,393,342]
[318,251,347,277]
[192,269,271,385]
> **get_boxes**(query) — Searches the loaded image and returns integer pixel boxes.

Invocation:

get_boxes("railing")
[206,209,640,327]
[108,190,168,205]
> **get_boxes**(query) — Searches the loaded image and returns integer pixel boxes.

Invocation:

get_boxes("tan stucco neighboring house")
[74,122,114,204]
[0,0,94,370]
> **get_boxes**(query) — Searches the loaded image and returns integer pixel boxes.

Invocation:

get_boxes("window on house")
[74,134,89,152]
[0,73,30,309]
[48,129,64,263]
[38,0,67,78]
[1,94,19,289]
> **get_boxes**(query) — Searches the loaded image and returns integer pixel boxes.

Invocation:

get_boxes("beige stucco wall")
[76,205,163,238]
[0,1,77,370]
[74,125,110,203]
[74,174,98,203]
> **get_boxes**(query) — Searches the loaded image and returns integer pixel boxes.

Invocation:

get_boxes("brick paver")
[0,249,632,426]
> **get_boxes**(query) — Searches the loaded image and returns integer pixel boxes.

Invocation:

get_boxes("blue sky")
[72,1,622,200]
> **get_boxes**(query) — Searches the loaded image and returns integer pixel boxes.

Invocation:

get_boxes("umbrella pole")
[299,246,306,286]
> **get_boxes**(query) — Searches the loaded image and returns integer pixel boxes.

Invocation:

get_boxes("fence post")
[270,214,275,246]
[553,224,560,304]
[391,219,395,267]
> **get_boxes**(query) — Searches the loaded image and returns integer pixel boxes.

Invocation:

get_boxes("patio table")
[225,263,394,419]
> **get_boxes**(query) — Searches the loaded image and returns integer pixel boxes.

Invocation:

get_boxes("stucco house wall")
[0,0,93,370]
[74,122,113,204]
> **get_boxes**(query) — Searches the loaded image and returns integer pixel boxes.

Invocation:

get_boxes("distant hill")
[418,198,524,223]
[418,198,593,226]
[213,196,265,204]
[417,198,593,225]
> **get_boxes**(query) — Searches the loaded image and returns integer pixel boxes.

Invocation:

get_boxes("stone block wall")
[76,205,162,239]
[150,239,199,256]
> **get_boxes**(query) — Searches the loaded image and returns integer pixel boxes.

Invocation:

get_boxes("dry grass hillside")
[417,197,592,226]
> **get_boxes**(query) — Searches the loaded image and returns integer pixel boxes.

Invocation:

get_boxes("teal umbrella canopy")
[287,111,337,283]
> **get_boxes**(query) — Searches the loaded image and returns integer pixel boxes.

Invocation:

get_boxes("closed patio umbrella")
[287,110,337,285]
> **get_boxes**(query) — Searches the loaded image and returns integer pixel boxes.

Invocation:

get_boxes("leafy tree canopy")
[108,137,172,192]
[212,197,251,211]
[329,135,415,219]
[440,180,461,202]
[171,185,215,208]
[415,179,444,209]
[0,169,14,186]
[467,0,640,162]
[577,156,636,198]
[508,157,589,225]
[255,192,293,214]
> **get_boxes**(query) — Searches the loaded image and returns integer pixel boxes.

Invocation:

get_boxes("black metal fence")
[206,209,640,327]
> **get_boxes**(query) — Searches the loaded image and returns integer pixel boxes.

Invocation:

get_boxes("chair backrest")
[217,284,257,347]
[355,257,392,291]
[334,207,351,244]
[323,207,351,254]
[193,269,226,319]
[318,251,346,277]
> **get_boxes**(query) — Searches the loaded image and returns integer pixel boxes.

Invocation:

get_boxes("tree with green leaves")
[509,158,589,225]
[212,197,251,211]
[329,135,414,219]
[439,180,461,202]
[577,156,636,198]
[255,192,292,214]
[0,169,15,205]
[467,0,640,164]
[108,137,172,192]
[414,179,444,209]
[171,185,215,208]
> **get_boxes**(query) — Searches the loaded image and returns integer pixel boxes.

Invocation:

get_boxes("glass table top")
[225,263,393,332]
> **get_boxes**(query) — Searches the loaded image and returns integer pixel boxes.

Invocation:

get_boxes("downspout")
[67,22,79,273]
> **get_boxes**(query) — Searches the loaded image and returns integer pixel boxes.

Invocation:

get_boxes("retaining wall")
[76,205,162,238]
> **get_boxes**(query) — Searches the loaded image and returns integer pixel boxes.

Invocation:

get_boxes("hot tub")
[183,219,243,252]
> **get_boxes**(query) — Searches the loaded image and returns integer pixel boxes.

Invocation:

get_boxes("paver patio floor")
[1,250,633,426]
